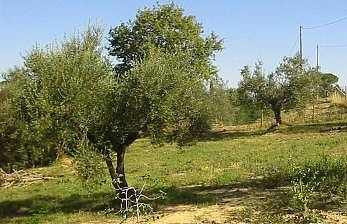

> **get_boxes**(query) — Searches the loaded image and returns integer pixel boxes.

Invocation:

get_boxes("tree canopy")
[108,3,222,76]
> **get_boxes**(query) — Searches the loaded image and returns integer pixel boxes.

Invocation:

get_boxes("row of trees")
[209,59,339,127]
[0,3,339,193]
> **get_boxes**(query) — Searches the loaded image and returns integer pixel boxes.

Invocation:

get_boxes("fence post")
[312,104,315,122]
[260,109,264,128]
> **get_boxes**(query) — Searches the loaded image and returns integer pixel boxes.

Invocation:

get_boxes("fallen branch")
[0,169,56,188]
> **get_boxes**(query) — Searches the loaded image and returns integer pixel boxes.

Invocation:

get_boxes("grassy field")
[1,122,347,223]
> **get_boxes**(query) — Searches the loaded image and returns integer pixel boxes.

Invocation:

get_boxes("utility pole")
[299,25,303,61]
[316,44,319,72]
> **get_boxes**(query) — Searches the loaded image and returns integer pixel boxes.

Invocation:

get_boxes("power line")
[320,44,347,48]
[316,43,347,73]
[299,14,347,60]
[303,15,347,29]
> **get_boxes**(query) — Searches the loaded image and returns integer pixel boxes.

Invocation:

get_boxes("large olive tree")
[11,25,215,191]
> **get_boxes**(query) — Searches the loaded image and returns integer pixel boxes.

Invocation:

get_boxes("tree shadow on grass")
[148,180,294,220]
[1,178,346,221]
[0,185,218,219]
[277,121,347,134]
[197,129,265,142]
[199,121,347,142]
[0,179,273,220]
[0,192,115,219]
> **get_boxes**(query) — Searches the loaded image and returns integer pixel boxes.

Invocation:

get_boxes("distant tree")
[318,72,339,97]
[209,78,234,126]
[209,86,263,126]
[230,88,264,124]
[108,3,222,75]
[238,55,316,126]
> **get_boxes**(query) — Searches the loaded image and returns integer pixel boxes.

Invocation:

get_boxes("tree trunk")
[105,150,128,190]
[104,132,138,192]
[104,152,118,190]
[274,108,282,125]
[116,148,128,188]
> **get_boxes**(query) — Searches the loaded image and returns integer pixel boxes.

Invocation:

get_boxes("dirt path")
[116,184,347,224]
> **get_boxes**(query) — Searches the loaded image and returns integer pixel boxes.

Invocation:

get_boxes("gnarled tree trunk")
[104,149,128,190]
[115,148,128,188]
[274,109,282,125]
[271,103,282,126]
[104,132,139,192]
[104,152,118,190]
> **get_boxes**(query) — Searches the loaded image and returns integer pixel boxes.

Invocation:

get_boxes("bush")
[1,77,58,172]
[290,156,347,197]
[73,138,108,190]
[264,155,347,195]
[264,155,347,217]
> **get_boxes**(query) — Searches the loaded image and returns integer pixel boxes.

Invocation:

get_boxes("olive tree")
[318,72,339,97]
[104,3,223,188]
[238,55,317,126]
[99,49,212,188]
[209,78,235,126]
[11,25,215,191]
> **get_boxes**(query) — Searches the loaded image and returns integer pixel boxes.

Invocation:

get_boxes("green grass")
[1,123,347,223]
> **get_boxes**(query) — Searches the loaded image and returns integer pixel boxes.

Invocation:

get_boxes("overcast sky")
[1,0,347,86]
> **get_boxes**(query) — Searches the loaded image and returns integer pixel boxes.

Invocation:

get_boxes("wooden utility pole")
[299,26,303,61]
[316,44,319,71]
